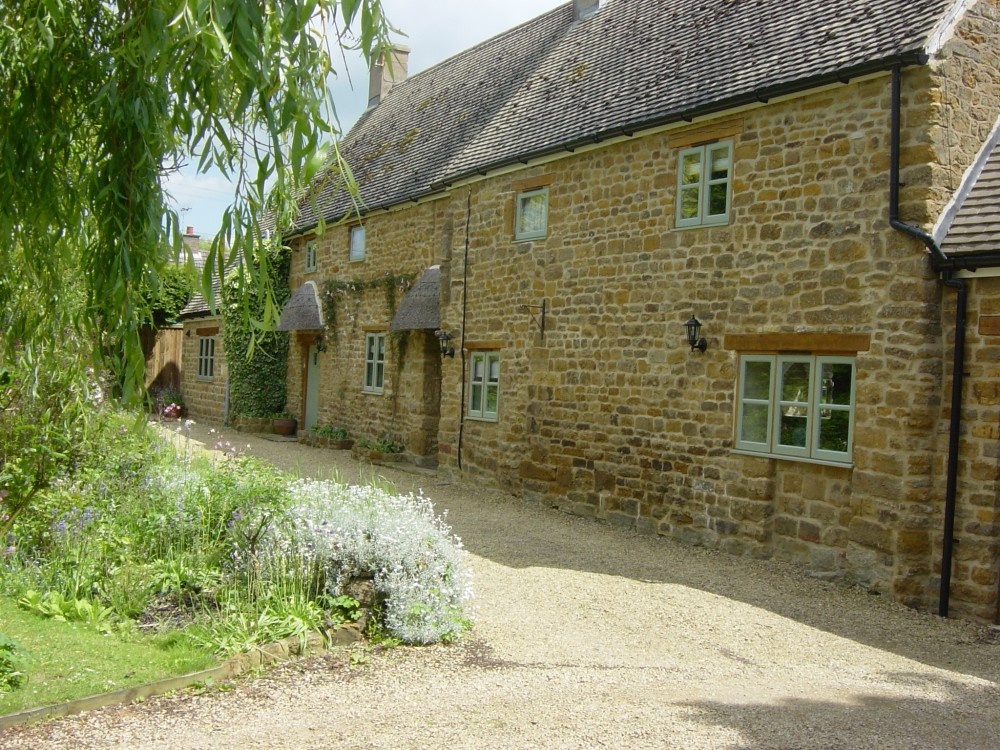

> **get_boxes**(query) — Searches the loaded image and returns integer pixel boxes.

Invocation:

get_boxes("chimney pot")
[368,44,410,108]
[574,0,600,21]
[185,226,195,236]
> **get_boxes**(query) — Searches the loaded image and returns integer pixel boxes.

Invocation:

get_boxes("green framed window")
[515,188,548,240]
[469,351,500,421]
[363,332,385,394]
[305,240,317,272]
[350,225,366,262]
[676,141,732,228]
[197,336,215,380]
[735,354,855,465]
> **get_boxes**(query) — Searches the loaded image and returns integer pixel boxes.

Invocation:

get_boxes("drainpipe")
[456,189,472,470]
[889,65,965,617]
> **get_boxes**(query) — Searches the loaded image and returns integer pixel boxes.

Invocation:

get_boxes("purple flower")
[2,546,14,558]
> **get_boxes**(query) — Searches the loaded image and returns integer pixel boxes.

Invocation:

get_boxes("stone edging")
[0,624,362,731]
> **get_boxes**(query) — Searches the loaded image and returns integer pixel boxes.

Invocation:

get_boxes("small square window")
[363,332,385,393]
[197,337,216,380]
[515,188,548,240]
[468,351,500,421]
[676,141,732,228]
[350,225,366,262]
[304,240,317,273]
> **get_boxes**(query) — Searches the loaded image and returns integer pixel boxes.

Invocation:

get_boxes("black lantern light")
[685,315,708,353]
[436,330,455,358]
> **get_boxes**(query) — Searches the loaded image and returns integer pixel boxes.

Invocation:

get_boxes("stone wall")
[938,277,1000,622]
[430,25,999,621]
[180,317,227,423]
[920,0,1000,622]
[283,200,450,459]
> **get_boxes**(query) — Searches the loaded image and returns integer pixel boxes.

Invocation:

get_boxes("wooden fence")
[141,326,183,392]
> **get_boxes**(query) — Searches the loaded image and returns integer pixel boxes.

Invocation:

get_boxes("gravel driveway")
[4,422,1000,749]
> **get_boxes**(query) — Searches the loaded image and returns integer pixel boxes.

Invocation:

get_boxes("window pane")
[375,362,384,388]
[821,362,853,406]
[743,360,771,400]
[488,356,500,383]
[471,384,483,413]
[350,226,365,260]
[680,152,701,185]
[709,146,730,180]
[818,410,851,453]
[708,182,728,216]
[377,335,385,360]
[780,361,811,403]
[472,356,484,380]
[486,385,498,414]
[679,186,700,220]
[518,192,547,236]
[366,336,375,359]
[779,413,809,448]
[740,403,769,444]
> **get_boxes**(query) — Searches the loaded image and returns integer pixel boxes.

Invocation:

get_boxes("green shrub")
[223,245,291,419]
[261,479,472,644]
[311,424,348,440]
[0,633,29,693]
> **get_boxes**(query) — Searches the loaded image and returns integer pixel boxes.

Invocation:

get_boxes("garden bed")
[299,433,354,450]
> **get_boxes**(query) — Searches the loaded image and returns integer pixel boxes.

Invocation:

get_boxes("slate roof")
[390,266,441,331]
[179,260,228,318]
[940,138,1000,256]
[293,0,954,232]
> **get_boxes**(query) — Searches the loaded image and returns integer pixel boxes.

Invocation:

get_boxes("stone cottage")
[262,0,1000,622]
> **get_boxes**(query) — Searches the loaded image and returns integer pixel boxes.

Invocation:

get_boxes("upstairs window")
[676,141,732,228]
[468,351,500,421]
[305,240,317,273]
[350,225,366,262]
[363,332,385,394]
[515,188,548,240]
[197,337,216,380]
[735,354,855,465]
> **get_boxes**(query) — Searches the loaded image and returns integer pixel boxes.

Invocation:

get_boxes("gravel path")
[4,422,1000,749]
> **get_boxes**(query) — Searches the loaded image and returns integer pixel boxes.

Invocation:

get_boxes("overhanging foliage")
[0,0,392,400]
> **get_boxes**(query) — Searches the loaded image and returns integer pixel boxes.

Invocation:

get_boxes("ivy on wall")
[222,245,291,418]
[321,273,414,345]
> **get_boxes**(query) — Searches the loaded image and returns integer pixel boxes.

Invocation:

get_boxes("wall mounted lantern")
[685,315,708,353]
[313,333,327,353]
[435,330,455,358]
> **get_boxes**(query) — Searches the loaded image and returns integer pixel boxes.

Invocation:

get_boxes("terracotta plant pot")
[271,417,298,436]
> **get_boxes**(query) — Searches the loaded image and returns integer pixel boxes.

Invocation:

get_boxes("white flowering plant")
[259,479,473,644]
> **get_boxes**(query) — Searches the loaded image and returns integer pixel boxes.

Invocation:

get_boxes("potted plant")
[306,424,354,450]
[352,436,405,463]
[158,386,185,420]
[270,410,298,436]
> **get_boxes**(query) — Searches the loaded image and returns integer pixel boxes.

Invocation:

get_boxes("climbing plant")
[321,273,414,346]
[223,244,292,418]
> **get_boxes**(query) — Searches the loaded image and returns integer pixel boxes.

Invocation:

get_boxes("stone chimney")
[367,45,410,108]
[574,0,599,21]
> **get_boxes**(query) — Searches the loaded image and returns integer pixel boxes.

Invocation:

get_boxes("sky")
[165,0,567,239]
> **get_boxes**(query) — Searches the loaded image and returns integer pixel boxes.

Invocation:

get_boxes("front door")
[305,343,320,431]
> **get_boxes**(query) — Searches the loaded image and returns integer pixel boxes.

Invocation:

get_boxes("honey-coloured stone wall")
[283,200,452,460]
[180,317,227,423]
